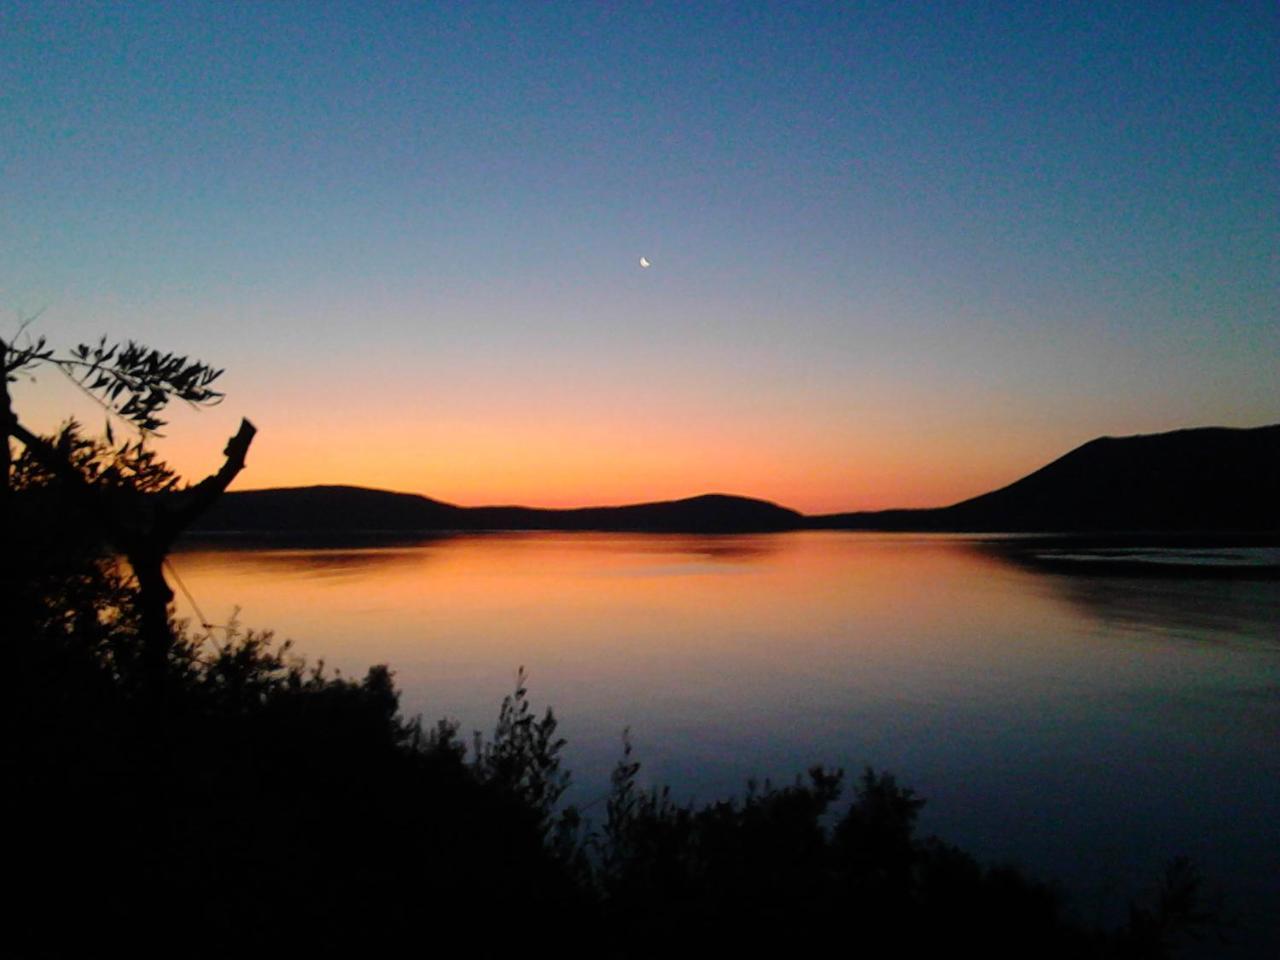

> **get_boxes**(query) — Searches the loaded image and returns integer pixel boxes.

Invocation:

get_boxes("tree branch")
[163,418,257,536]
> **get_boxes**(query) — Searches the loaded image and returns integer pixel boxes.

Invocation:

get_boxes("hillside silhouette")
[467,493,802,532]
[193,424,1278,536]
[814,424,1279,533]
[191,484,465,532]
[196,489,802,534]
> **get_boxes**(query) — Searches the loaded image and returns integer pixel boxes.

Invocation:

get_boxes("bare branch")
[164,418,257,535]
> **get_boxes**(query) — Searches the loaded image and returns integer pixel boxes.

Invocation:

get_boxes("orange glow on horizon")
[9,367,1093,515]
[225,421,1045,515]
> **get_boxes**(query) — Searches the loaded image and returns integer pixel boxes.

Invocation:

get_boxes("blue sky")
[3,2,1277,510]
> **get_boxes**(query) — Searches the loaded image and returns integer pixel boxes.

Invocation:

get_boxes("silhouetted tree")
[2,334,254,689]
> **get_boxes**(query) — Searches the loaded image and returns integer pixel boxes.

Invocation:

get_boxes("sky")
[2,2,1277,513]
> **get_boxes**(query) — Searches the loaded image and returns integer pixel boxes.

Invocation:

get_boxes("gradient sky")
[3,2,1277,512]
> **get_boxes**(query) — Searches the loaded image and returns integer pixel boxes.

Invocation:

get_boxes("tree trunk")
[0,338,12,513]
[128,545,177,697]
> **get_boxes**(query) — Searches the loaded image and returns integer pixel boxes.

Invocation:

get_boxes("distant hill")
[191,485,466,532]
[194,488,801,535]
[465,494,803,533]
[191,424,1278,536]
[811,424,1280,532]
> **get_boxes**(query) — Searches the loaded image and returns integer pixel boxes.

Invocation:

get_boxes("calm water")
[171,532,1279,951]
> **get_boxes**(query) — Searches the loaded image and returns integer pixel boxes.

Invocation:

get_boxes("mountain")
[191,485,466,532]
[465,494,803,533]
[811,424,1280,532]
[190,423,1278,536]
[194,488,801,535]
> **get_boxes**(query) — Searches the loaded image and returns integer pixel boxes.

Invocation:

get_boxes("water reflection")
[179,530,787,570]
[1044,576,1278,645]
[970,540,1280,644]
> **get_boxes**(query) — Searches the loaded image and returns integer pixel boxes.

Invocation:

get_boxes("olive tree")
[1,333,255,684]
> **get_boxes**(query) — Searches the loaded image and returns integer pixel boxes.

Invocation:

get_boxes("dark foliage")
[5,334,224,435]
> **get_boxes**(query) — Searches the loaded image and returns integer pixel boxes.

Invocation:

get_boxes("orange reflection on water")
[167,531,1280,745]
[167,532,1075,728]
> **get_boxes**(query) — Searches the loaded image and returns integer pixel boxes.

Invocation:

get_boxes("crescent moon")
[639,256,651,268]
